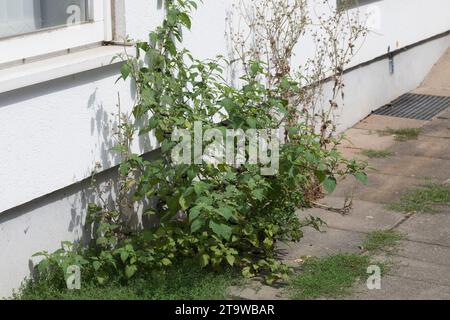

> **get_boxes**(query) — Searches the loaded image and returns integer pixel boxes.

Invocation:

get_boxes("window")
[0,0,112,65]
[0,0,91,39]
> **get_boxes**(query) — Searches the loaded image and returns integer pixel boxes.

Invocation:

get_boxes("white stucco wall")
[177,0,450,67]
[335,34,450,132]
[0,0,449,297]
[337,0,450,67]
[0,64,156,213]
[0,173,98,297]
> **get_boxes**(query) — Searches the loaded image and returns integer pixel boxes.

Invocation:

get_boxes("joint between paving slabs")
[389,211,416,231]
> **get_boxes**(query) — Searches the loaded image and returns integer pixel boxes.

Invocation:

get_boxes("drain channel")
[374,93,450,120]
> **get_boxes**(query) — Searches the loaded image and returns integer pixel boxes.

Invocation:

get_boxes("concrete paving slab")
[413,87,450,97]
[417,48,450,92]
[350,275,450,300]
[421,118,450,139]
[354,115,427,131]
[297,197,405,233]
[396,213,450,247]
[436,107,450,119]
[338,147,368,161]
[390,135,450,160]
[332,172,421,204]
[277,227,365,263]
[396,240,450,267]
[228,281,286,300]
[366,155,450,181]
[387,256,450,287]
[340,128,396,150]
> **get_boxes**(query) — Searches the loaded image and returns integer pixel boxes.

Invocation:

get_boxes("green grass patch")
[377,127,421,142]
[14,261,238,300]
[361,230,405,253]
[360,149,394,158]
[387,182,450,214]
[288,254,377,300]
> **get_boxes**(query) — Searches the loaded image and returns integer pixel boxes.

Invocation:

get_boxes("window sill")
[0,45,131,94]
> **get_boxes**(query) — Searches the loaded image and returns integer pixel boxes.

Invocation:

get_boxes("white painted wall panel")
[0,65,157,212]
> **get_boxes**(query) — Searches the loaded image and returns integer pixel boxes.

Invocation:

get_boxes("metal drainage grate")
[373,93,450,120]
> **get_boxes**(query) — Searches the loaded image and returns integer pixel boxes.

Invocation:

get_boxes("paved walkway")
[230,49,450,300]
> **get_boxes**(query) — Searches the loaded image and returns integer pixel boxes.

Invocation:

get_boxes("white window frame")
[0,0,112,65]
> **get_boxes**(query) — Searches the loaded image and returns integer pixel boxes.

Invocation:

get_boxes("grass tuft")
[387,182,450,214]
[361,230,405,253]
[14,261,238,300]
[377,127,421,142]
[361,149,394,158]
[288,254,377,300]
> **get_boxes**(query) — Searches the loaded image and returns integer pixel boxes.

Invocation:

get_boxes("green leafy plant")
[32,242,89,288]
[28,0,367,292]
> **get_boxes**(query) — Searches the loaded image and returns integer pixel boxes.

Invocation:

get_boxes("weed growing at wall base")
[24,0,368,294]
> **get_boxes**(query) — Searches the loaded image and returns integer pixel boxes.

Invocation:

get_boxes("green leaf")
[119,162,131,175]
[144,209,157,216]
[120,63,131,79]
[96,237,108,246]
[112,144,127,154]
[251,189,265,201]
[161,140,174,154]
[216,207,234,220]
[220,98,235,113]
[120,251,129,263]
[92,261,102,271]
[226,255,236,266]
[32,252,47,258]
[242,266,254,278]
[246,117,257,129]
[194,182,207,195]
[96,276,106,285]
[263,237,274,248]
[161,258,172,266]
[200,254,210,267]
[37,260,50,273]
[323,176,337,194]
[179,195,188,210]
[189,207,201,222]
[209,221,232,240]
[187,167,198,180]
[125,265,137,278]
[61,241,73,248]
[191,219,203,233]
[178,12,192,29]
[250,61,261,77]
[354,172,368,185]
[314,170,327,183]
